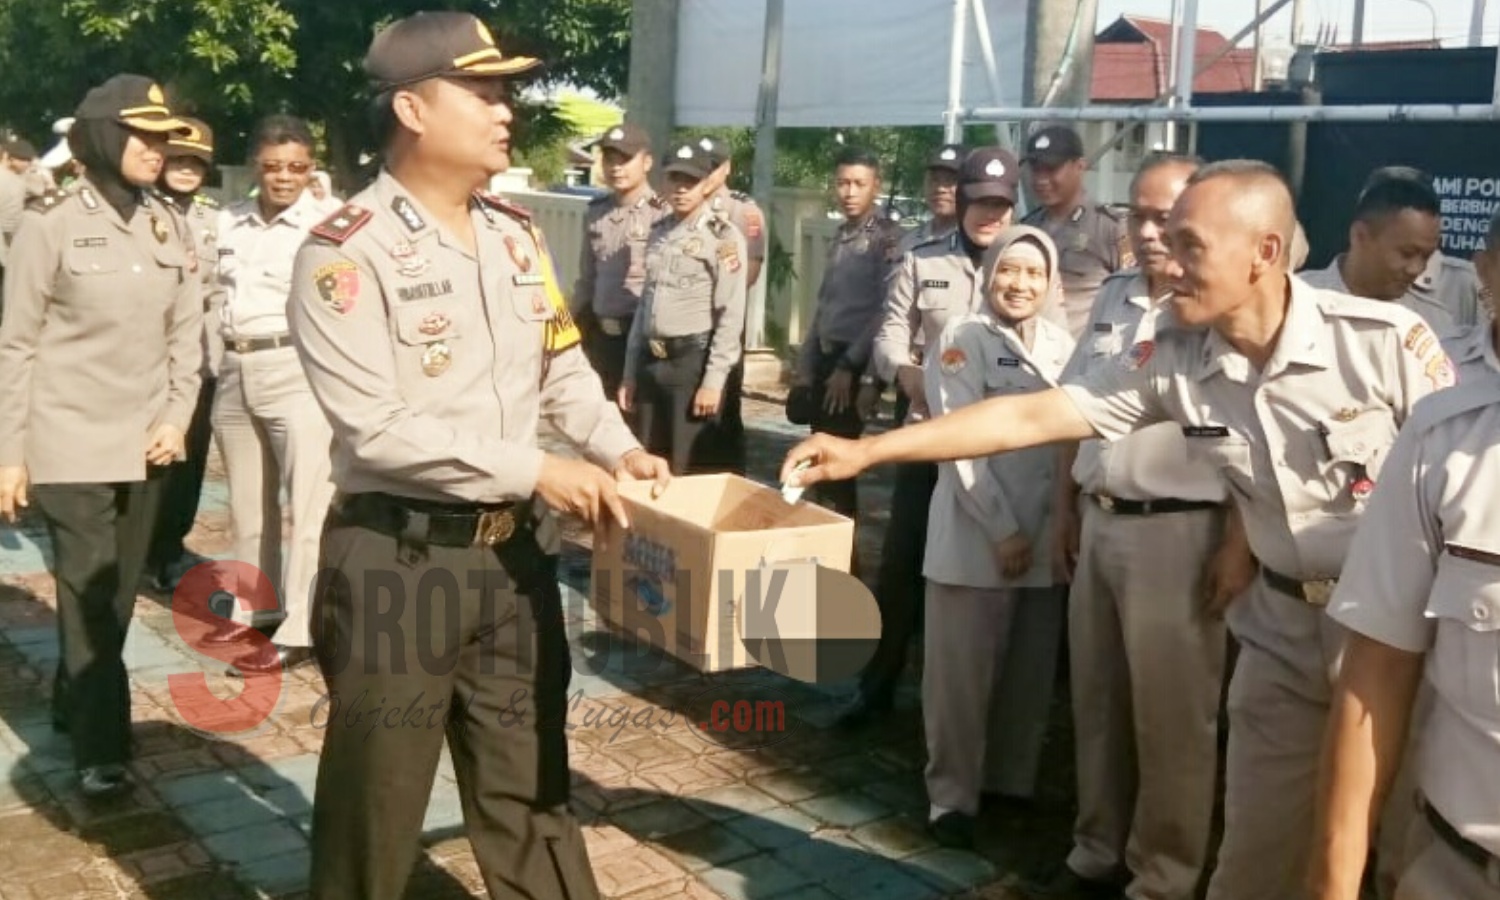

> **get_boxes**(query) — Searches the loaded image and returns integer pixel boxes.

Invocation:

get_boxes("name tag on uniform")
[997,357,1020,367]
[1093,322,1115,333]
[1182,425,1231,438]
[73,237,107,248]
[1445,543,1500,567]
[512,273,546,286]
[218,248,235,257]
[921,280,949,289]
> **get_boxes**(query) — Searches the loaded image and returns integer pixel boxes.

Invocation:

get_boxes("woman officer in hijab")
[0,74,201,798]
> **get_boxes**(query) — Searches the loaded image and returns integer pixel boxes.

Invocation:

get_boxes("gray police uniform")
[1326,342,1500,900]
[1061,276,1452,900]
[896,218,954,258]
[1059,271,1229,898]
[1300,254,1474,341]
[1021,195,1130,338]
[795,211,903,517]
[1412,251,1488,334]
[698,186,766,475]
[623,206,747,475]
[922,310,1074,814]
[572,188,667,398]
[288,172,636,900]
[0,180,201,768]
[854,230,990,702]
[146,190,223,579]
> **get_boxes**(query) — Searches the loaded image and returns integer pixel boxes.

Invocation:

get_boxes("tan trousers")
[1394,814,1500,900]
[211,345,335,648]
[1206,578,1344,900]
[1065,503,1226,900]
[922,580,1066,816]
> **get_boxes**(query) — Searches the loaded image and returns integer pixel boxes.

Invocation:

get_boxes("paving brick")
[658,822,759,873]
[684,785,781,821]
[617,878,726,900]
[698,852,814,900]
[722,807,819,851]
[593,845,685,897]
[638,757,741,797]
[848,816,939,860]
[902,847,998,891]
[117,841,213,885]
[748,770,832,805]
[155,771,256,809]
[581,823,638,859]
[793,791,892,829]
[174,794,285,836]
[235,847,310,895]
[80,809,193,853]
[611,798,711,840]
[823,859,943,900]
[200,821,307,866]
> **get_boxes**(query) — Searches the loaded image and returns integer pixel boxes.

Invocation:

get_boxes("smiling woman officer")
[0,74,200,799]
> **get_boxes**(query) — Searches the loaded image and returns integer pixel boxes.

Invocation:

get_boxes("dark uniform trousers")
[632,333,719,476]
[807,343,866,519]
[146,376,217,574]
[695,358,748,475]
[34,474,164,768]
[859,458,937,701]
[308,495,598,900]
[582,315,632,402]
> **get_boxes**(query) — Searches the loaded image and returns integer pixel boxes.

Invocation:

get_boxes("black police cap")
[74,74,190,135]
[595,122,651,157]
[364,11,540,91]
[959,147,1020,203]
[1023,125,1085,166]
[927,144,966,173]
[663,140,714,181]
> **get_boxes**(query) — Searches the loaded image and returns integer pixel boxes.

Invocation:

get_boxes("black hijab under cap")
[70,118,140,219]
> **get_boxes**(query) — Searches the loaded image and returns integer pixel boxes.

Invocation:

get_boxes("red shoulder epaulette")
[310,203,373,245]
[474,191,531,222]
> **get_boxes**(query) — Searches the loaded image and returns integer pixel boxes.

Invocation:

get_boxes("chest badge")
[150,215,169,244]
[421,342,453,377]
[390,241,431,277]
[684,237,703,256]
[505,235,533,272]
[418,312,451,336]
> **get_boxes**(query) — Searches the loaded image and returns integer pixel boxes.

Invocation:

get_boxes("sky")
[1095,0,1498,47]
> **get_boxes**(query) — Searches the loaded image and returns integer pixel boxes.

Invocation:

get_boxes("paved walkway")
[0,397,1079,899]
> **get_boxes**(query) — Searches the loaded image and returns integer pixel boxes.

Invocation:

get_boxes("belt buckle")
[1301,579,1337,607]
[475,509,516,546]
[648,339,668,359]
[1096,495,1115,512]
[233,338,252,353]
[600,317,623,337]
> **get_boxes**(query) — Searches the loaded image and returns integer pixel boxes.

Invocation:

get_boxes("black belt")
[1090,495,1223,516]
[336,492,532,548]
[225,333,294,354]
[646,332,710,360]
[1261,566,1338,606]
[1424,800,1500,883]
[596,315,633,338]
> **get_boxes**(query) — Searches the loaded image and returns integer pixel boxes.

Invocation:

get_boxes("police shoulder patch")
[474,191,531,223]
[309,203,373,245]
[1099,202,1129,221]
[194,193,221,209]
[27,187,69,213]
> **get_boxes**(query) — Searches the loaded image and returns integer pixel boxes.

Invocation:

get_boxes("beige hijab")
[977,224,1064,327]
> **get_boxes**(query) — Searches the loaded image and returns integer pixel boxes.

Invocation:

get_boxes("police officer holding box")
[287,13,668,898]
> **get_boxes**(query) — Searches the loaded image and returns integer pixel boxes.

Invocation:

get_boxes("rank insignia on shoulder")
[310,204,373,245]
[474,190,531,222]
[28,188,69,212]
[194,193,221,209]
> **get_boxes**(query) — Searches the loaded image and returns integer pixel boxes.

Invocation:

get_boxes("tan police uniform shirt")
[286,170,640,505]
[1300,255,1470,341]
[572,189,667,326]
[709,188,766,263]
[1021,195,1130,337]
[1326,336,1500,858]
[217,192,325,340]
[0,166,24,268]
[0,181,201,483]
[1060,276,1450,586]
[924,312,1075,589]
[1061,271,1226,504]
[872,231,987,414]
[796,212,904,382]
[1413,251,1488,332]
[1442,320,1500,384]
[174,193,224,377]
[623,208,747,390]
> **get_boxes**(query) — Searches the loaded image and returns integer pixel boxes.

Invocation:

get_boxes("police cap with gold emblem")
[73,74,191,134]
[166,117,214,163]
[364,11,541,90]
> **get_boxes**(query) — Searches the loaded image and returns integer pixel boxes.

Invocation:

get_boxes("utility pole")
[625,0,680,191]
[1290,0,1306,45]
[1352,0,1365,46]
[1253,0,1266,90]
[745,0,784,351]
[1024,0,1099,109]
[1471,0,1490,47]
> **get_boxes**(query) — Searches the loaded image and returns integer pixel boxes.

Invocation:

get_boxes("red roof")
[1091,16,1256,102]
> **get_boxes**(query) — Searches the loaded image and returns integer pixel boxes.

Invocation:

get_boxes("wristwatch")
[859,375,877,386]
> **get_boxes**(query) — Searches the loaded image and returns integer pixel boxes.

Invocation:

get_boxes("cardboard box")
[590,473,854,673]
